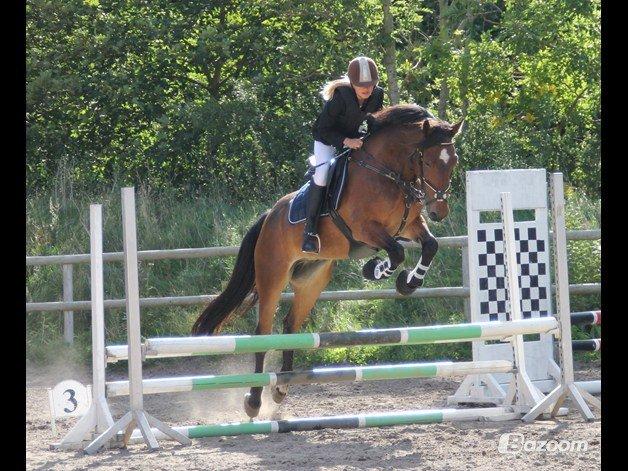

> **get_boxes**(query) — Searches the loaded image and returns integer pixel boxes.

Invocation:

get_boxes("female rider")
[303,56,385,254]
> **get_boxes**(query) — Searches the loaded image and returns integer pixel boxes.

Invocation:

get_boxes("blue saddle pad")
[288,155,350,225]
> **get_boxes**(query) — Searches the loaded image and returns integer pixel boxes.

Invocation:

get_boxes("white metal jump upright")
[55,205,114,449]
[521,174,600,421]
[84,188,191,454]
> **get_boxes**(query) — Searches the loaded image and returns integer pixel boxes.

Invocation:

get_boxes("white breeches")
[308,140,337,186]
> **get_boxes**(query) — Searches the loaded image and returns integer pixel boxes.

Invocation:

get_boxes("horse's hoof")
[396,270,423,296]
[244,393,261,418]
[363,257,394,281]
[362,257,382,280]
[271,385,288,404]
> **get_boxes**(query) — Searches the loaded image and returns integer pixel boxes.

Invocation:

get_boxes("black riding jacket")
[312,84,385,151]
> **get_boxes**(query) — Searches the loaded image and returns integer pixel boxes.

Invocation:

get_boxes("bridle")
[415,142,455,205]
[350,141,455,205]
[348,139,455,236]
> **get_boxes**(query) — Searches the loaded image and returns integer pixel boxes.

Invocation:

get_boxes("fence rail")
[25,284,600,314]
[25,229,601,343]
[25,230,600,266]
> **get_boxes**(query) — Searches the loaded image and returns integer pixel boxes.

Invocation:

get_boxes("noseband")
[414,142,454,205]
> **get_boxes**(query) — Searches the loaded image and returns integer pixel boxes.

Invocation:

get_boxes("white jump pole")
[84,188,191,454]
[575,380,601,395]
[521,173,599,422]
[55,205,114,449]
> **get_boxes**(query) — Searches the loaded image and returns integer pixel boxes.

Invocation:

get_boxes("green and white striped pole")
[126,407,518,443]
[106,360,514,397]
[106,317,558,362]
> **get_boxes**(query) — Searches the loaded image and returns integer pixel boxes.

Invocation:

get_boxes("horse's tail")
[191,211,268,335]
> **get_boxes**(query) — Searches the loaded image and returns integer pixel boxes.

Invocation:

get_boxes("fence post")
[62,264,74,344]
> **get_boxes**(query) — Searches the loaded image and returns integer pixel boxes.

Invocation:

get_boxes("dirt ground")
[26,355,601,470]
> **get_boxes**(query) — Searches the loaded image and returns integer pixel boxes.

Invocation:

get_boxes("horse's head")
[366,105,463,222]
[416,118,463,222]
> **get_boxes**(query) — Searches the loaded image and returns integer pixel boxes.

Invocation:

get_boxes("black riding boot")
[302,181,326,254]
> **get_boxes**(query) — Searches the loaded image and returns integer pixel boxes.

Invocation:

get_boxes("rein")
[348,140,454,236]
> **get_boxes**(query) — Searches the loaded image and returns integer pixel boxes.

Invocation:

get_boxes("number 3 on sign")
[47,380,92,436]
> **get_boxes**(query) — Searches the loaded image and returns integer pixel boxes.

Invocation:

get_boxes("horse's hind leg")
[244,254,292,418]
[271,261,335,404]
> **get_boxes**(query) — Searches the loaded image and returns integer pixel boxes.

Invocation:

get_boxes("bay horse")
[192,104,462,418]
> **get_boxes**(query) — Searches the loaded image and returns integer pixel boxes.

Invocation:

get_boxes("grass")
[26,180,601,369]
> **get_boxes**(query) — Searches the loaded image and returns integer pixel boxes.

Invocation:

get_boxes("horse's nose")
[429,211,440,221]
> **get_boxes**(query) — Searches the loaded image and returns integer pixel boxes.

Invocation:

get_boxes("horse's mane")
[367,104,433,134]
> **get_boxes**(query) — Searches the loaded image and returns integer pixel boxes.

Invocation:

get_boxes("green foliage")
[447,1,600,192]
[27,0,600,198]
[26,0,600,365]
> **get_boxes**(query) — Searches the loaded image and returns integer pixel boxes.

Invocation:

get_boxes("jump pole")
[105,317,559,362]
[54,205,115,449]
[572,339,601,352]
[521,173,600,422]
[106,360,515,397]
[84,188,191,454]
[570,310,601,390]
[570,310,601,326]
[126,407,519,443]
[575,380,601,395]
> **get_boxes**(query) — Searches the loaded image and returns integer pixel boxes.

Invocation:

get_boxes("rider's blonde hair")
[320,76,351,101]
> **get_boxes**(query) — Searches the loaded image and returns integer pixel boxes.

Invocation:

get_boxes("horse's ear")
[452,119,464,136]
[422,119,431,134]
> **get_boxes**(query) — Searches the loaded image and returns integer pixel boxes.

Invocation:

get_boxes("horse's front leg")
[396,219,438,295]
[358,222,405,281]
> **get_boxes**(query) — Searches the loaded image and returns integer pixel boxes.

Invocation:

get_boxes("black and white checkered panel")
[476,222,550,322]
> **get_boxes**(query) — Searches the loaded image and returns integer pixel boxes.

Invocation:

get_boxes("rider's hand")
[343,138,363,149]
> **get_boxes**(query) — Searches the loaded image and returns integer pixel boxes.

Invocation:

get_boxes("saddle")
[288,153,379,259]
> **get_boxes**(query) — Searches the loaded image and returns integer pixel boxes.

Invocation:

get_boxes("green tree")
[27,0,600,197]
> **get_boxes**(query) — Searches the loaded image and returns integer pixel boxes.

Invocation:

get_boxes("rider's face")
[353,84,374,100]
